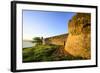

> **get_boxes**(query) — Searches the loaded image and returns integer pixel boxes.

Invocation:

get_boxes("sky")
[23,10,76,40]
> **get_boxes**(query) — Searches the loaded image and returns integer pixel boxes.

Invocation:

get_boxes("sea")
[23,40,35,48]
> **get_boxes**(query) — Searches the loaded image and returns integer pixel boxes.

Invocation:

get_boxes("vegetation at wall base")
[23,44,84,62]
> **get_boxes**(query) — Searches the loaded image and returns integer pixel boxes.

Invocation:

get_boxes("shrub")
[23,44,59,62]
[23,44,84,62]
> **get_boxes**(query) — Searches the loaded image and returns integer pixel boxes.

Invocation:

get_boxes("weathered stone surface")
[44,34,68,46]
[65,13,91,59]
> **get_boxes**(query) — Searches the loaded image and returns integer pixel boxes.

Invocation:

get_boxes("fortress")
[65,13,91,59]
[43,13,91,59]
[44,33,68,46]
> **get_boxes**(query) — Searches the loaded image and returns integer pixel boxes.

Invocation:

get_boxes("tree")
[32,37,43,45]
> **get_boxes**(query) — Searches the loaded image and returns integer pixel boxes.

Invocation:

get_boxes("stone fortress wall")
[43,13,91,59]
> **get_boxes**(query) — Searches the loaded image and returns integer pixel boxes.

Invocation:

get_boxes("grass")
[23,44,84,62]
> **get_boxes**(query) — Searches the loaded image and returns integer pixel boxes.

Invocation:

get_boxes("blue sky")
[23,10,76,40]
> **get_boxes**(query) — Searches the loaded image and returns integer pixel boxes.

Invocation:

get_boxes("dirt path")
[52,45,73,57]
